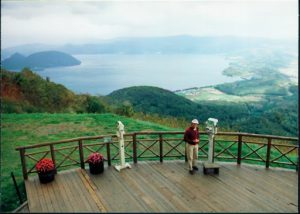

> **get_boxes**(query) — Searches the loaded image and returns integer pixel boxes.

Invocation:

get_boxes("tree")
[86,96,106,113]
[116,101,134,117]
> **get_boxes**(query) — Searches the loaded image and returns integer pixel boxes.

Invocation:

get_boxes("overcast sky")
[1,0,298,48]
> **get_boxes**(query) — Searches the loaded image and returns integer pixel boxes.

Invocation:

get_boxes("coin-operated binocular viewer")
[203,118,220,175]
[115,121,131,172]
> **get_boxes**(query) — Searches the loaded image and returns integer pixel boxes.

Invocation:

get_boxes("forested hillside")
[1,68,108,114]
[107,86,249,125]
[107,86,298,136]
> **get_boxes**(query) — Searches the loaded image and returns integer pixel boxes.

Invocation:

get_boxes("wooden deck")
[25,161,298,213]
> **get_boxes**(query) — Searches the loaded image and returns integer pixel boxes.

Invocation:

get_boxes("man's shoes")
[192,166,199,171]
[189,170,194,175]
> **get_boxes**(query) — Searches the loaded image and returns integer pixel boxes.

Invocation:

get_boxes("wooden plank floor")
[25,161,298,213]
[25,168,105,212]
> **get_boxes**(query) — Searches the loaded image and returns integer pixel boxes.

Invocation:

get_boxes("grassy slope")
[1,113,177,212]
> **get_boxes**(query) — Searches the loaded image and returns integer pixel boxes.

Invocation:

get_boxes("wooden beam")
[19,149,28,180]
[237,135,242,165]
[106,142,111,166]
[133,133,137,164]
[79,140,85,169]
[50,144,57,173]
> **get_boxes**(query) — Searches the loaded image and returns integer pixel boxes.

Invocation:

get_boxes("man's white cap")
[191,119,199,124]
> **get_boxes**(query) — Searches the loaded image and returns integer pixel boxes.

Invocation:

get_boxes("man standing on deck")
[184,119,200,175]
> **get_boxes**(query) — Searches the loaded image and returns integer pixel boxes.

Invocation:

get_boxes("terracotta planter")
[89,161,104,174]
[38,169,55,184]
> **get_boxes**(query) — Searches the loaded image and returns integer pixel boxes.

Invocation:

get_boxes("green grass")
[1,113,297,212]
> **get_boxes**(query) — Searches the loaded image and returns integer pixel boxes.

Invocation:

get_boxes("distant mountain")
[59,36,264,54]
[1,51,81,71]
[1,43,59,60]
[2,35,297,57]
[1,53,27,70]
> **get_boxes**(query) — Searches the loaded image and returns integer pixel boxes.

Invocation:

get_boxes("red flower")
[87,153,104,164]
[36,158,55,173]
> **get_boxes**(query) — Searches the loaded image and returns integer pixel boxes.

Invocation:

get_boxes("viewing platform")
[24,161,298,212]
[16,131,298,212]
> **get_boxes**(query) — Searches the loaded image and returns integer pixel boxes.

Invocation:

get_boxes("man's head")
[191,119,199,128]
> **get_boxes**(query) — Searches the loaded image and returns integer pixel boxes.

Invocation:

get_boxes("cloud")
[1,0,298,48]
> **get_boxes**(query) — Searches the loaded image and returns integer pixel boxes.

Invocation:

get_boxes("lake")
[38,54,238,95]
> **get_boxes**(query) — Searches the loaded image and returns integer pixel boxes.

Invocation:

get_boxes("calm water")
[38,54,238,95]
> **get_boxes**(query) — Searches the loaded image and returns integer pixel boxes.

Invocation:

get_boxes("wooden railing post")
[133,133,137,164]
[237,134,242,165]
[50,144,57,173]
[159,134,163,163]
[266,138,272,169]
[185,141,188,162]
[106,142,111,166]
[78,140,85,169]
[297,146,299,172]
[19,148,28,180]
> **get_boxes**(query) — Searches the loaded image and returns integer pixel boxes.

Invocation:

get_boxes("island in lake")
[1,50,81,71]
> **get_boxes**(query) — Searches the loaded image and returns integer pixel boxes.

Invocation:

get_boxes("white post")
[203,118,220,174]
[115,121,131,172]
[206,118,218,164]
[208,133,214,163]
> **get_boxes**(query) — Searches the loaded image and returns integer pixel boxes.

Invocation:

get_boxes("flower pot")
[89,161,104,174]
[38,169,55,184]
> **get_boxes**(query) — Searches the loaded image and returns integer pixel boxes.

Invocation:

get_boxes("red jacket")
[184,127,200,145]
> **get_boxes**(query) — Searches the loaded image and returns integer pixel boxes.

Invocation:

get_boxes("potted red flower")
[35,158,55,183]
[87,152,104,174]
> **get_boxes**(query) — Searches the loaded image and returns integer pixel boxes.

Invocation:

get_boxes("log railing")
[16,131,298,180]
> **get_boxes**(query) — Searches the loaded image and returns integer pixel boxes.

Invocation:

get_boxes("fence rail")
[16,131,299,180]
